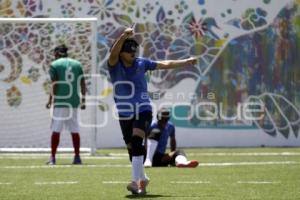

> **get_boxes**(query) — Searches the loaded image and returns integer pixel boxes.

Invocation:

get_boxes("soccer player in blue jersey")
[144,108,199,168]
[108,27,197,195]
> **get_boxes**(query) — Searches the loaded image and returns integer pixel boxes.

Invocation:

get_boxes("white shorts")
[51,108,79,133]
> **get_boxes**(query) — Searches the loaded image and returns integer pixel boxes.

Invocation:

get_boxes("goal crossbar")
[0,18,98,22]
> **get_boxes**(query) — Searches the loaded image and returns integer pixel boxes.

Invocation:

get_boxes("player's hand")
[46,101,51,109]
[186,57,197,65]
[123,27,134,37]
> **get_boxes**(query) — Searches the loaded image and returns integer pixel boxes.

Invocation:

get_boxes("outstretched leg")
[172,150,199,168]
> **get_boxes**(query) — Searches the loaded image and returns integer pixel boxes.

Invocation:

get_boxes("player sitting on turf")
[144,108,199,168]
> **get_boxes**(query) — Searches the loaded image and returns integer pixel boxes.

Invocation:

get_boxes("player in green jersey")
[46,44,86,165]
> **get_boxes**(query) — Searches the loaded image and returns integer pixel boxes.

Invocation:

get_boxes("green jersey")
[49,58,84,108]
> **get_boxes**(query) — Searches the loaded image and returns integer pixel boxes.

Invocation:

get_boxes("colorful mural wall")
[0,0,299,147]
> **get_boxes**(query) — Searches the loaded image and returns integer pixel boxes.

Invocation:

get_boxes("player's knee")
[148,134,160,141]
[148,130,160,141]
[127,143,132,162]
[131,136,144,156]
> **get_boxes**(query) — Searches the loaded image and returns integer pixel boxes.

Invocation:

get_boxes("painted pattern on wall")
[0,0,299,143]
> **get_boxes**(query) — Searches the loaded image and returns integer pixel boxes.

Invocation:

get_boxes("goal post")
[0,17,98,155]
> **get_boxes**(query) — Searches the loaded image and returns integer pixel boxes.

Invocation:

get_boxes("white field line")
[200,161,299,166]
[171,181,210,184]
[103,180,279,185]
[237,181,280,184]
[0,156,127,160]
[1,161,299,169]
[102,181,129,184]
[103,181,210,184]
[0,181,282,186]
[0,153,91,156]
[0,152,299,159]
[35,181,78,185]
[187,152,300,156]
[0,182,12,185]
[2,164,132,169]
[109,152,300,157]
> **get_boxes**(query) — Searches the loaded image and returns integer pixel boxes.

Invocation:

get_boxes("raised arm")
[156,57,197,70]
[108,27,134,66]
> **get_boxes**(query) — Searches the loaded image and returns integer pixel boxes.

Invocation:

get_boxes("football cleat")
[176,160,199,168]
[46,157,56,165]
[138,177,150,195]
[127,181,139,194]
[72,155,82,165]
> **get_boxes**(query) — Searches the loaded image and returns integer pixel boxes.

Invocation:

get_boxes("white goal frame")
[0,18,98,155]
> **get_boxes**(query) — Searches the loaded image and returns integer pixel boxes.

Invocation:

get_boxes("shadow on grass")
[125,194,171,199]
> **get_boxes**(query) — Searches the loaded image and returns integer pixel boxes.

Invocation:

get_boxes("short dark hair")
[54,44,68,56]
[121,38,139,53]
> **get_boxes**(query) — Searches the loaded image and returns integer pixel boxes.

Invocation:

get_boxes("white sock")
[146,139,158,163]
[140,156,148,180]
[175,155,189,165]
[132,156,144,182]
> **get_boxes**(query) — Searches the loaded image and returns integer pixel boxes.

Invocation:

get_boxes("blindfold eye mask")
[157,109,171,121]
[121,39,139,53]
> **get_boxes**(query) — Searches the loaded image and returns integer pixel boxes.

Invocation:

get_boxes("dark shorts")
[152,152,173,167]
[119,110,153,145]
[152,152,167,166]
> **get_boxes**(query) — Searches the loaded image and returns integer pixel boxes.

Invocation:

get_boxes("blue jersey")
[149,121,175,154]
[108,58,157,116]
